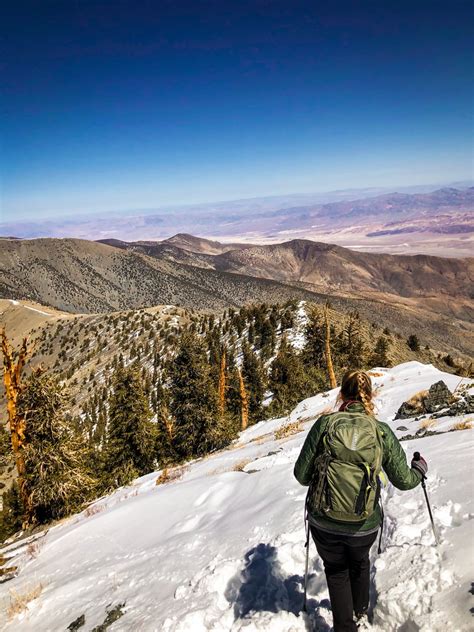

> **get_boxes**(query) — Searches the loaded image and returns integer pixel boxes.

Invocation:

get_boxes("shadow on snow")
[225,542,332,631]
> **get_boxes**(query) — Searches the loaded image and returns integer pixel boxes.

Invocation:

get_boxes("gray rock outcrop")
[423,381,453,413]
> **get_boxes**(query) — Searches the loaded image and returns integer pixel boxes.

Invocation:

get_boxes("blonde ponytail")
[356,371,375,416]
[340,370,375,416]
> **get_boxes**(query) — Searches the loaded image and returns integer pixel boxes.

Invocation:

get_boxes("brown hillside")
[1,237,473,359]
[213,239,474,299]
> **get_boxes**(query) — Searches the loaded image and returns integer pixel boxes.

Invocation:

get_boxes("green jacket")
[294,402,422,534]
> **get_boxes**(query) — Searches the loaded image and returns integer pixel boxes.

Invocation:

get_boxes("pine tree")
[280,307,295,331]
[218,349,226,419]
[155,400,177,466]
[259,318,275,361]
[268,336,309,415]
[336,311,366,369]
[0,482,23,542]
[241,343,266,423]
[407,334,420,352]
[224,366,242,424]
[105,364,156,487]
[206,327,222,381]
[370,336,391,367]
[169,332,235,459]
[302,306,326,369]
[16,368,95,526]
[247,322,255,345]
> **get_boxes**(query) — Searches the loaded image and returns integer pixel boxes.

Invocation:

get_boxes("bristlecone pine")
[17,367,95,526]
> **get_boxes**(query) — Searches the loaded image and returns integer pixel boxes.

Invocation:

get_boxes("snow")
[8,299,52,316]
[285,301,309,351]
[1,362,473,631]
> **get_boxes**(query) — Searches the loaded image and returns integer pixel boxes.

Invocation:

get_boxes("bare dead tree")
[323,304,337,389]
[218,349,226,418]
[238,368,249,431]
[0,330,31,523]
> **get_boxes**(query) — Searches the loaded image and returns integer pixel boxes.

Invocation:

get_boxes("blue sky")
[1,1,473,221]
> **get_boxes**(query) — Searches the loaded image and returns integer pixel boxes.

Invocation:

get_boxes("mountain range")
[98,233,473,301]
[1,235,473,360]
[2,186,473,256]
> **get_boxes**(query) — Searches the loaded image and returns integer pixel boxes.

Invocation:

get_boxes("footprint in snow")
[372,484,456,630]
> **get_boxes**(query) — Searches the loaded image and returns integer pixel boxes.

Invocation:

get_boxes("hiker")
[294,370,427,632]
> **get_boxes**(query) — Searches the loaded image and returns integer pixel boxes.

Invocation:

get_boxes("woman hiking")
[294,370,427,632]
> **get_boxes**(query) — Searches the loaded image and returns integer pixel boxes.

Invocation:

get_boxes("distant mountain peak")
[163,233,250,255]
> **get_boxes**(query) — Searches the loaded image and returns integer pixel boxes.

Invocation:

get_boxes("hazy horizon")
[2,2,473,223]
[2,178,473,226]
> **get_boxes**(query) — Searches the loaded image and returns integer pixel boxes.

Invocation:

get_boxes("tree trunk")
[162,403,174,441]
[1,330,31,526]
[238,368,249,431]
[323,305,337,389]
[218,349,226,418]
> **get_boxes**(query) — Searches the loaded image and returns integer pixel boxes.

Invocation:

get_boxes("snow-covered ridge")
[0,362,473,631]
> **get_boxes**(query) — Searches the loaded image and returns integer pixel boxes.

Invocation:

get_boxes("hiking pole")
[302,508,310,613]
[413,451,439,546]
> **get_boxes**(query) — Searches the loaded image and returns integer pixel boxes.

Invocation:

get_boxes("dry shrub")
[233,459,251,472]
[275,420,303,440]
[407,390,428,409]
[155,465,187,485]
[0,553,17,578]
[0,565,18,578]
[7,583,44,620]
[368,371,384,377]
[205,467,223,477]
[419,417,437,430]
[249,433,273,444]
[451,418,473,431]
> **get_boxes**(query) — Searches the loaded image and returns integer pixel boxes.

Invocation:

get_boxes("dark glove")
[411,452,428,477]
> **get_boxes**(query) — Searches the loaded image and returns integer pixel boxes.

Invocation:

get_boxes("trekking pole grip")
[413,451,427,482]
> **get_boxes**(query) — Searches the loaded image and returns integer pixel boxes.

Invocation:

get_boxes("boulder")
[395,380,454,419]
[395,401,419,420]
[433,393,474,418]
[423,381,453,413]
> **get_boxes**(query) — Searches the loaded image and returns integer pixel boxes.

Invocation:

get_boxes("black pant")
[310,526,378,632]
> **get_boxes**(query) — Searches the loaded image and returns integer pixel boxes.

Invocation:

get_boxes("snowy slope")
[1,362,473,631]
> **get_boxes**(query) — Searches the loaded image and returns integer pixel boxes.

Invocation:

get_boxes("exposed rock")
[423,381,453,413]
[395,401,421,420]
[91,603,126,632]
[396,379,473,421]
[395,380,454,419]
[433,393,474,418]
[68,614,86,631]
[396,426,409,431]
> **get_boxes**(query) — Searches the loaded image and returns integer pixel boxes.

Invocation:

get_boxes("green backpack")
[308,412,384,523]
